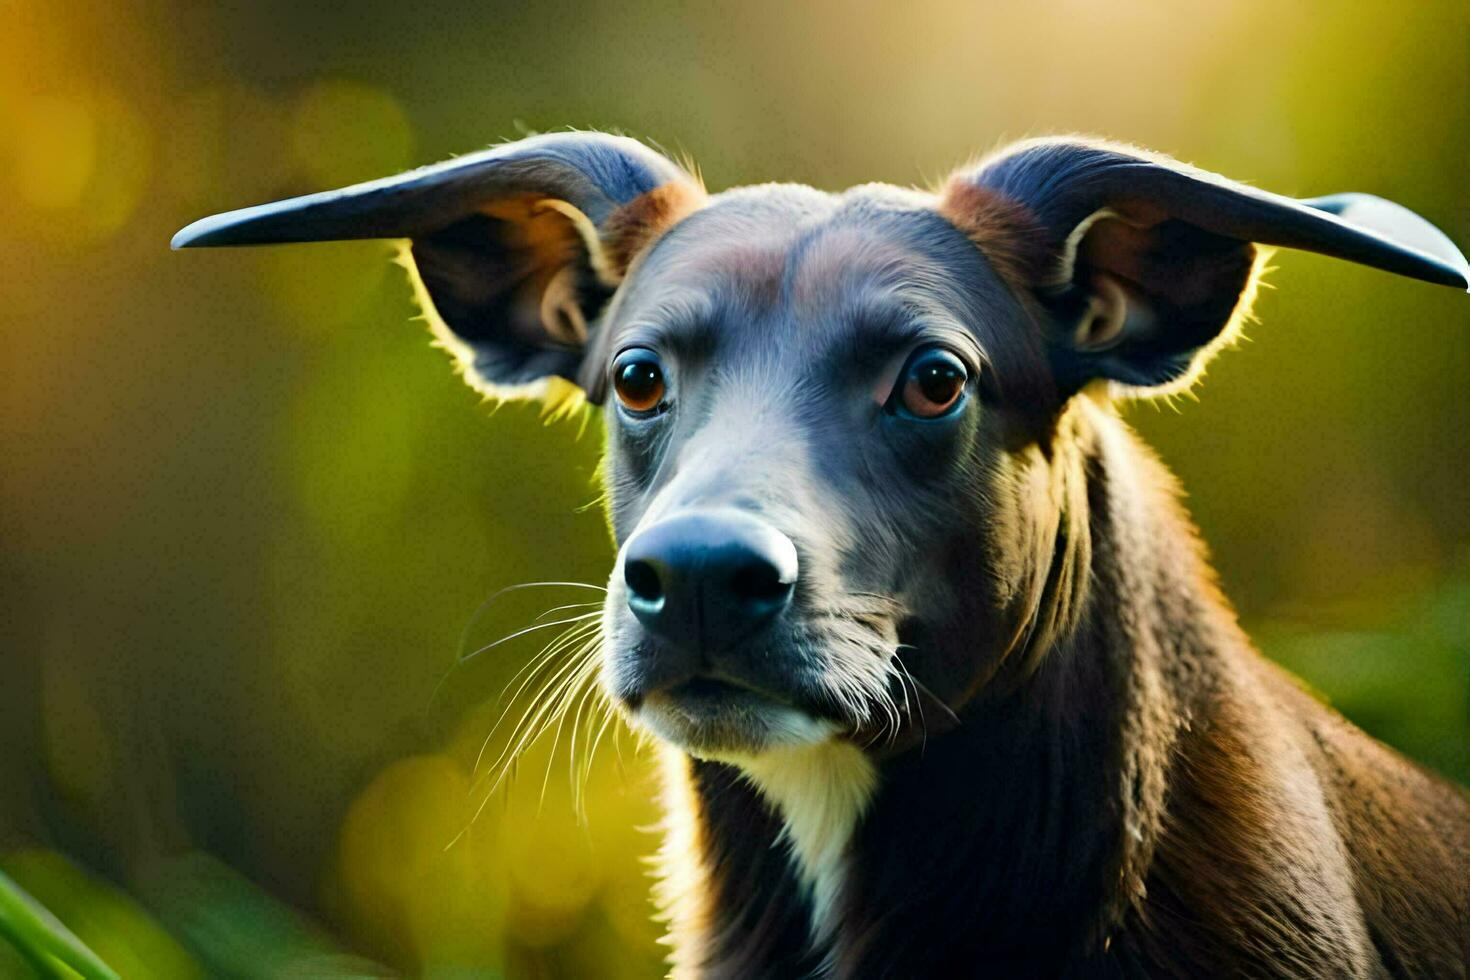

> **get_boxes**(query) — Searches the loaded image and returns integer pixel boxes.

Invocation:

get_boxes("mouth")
[636,674,837,758]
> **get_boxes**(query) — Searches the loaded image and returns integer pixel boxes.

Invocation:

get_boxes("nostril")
[621,510,798,648]
[624,558,664,604]
[730,559,793,605]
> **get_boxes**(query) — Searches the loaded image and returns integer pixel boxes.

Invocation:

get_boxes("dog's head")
[176,131,1467,759]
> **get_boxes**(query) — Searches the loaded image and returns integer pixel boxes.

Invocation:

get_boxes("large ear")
[940,137,1468,394]
[173,132,706,403]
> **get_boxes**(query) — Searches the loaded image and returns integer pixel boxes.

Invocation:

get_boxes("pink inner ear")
[1078,218,1155,288]
[1078,215,1256,327]
[1072,271,1132,351]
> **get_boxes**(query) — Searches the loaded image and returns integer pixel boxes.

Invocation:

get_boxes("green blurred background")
[1,1,1466,976]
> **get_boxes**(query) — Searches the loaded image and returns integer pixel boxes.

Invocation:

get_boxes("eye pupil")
[917,362,962,403]
[614,352,666,413]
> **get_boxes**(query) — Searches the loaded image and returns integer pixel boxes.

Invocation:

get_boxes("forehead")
[611,183,1009,342]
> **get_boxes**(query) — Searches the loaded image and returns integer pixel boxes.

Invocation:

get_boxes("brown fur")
[1082,407,1468,977]
[602,180,709,279]
[938,178,1052,289]
[660,398,1470,978]
[479,194,586,276]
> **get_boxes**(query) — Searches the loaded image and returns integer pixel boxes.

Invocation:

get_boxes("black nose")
[622,509,798,653]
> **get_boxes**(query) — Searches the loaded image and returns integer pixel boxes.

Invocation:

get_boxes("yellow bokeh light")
[13,94,97,210]
[289,79,416,191]
[7,89,151,245]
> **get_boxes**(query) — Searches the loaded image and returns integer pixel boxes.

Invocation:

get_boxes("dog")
[176,131,1470,977]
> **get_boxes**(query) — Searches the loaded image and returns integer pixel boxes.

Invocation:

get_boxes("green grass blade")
[0,868,119,980]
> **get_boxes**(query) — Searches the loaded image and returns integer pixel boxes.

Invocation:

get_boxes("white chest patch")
[736,740,878,940]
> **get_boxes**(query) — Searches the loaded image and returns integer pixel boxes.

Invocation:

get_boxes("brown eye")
[895,348,969,419]
[613,349,666,414]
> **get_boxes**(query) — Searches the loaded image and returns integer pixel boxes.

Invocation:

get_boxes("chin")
[634,677,839,760]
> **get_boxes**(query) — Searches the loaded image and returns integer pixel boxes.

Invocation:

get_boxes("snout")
[622,508,797,653]
[610,509,834,755]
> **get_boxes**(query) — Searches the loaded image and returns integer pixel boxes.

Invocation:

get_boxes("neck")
[658,404,1244,978]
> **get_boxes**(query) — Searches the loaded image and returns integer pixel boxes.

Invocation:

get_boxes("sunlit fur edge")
[1097,244,1275,404]
[393,242,590,422]
[650,745,716,980]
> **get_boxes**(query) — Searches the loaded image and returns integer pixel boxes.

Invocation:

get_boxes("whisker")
[515,653,602,810]
[581,697,619,816]
[890,651,928,751]
[459,611,602,664]
[479,631,603,797]
[468,661,591,827]
[430,581,607,713]
[483,620,595,718]
[475,630,598,781]
[894,644,961,728]
[471,618,602,777]
[456,579,607,663]
[536,653,599,812]
[532,600,605,623]
[562,652,606,817]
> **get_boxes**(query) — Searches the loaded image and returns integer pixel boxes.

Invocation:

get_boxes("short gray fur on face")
[595,183,1048,740]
